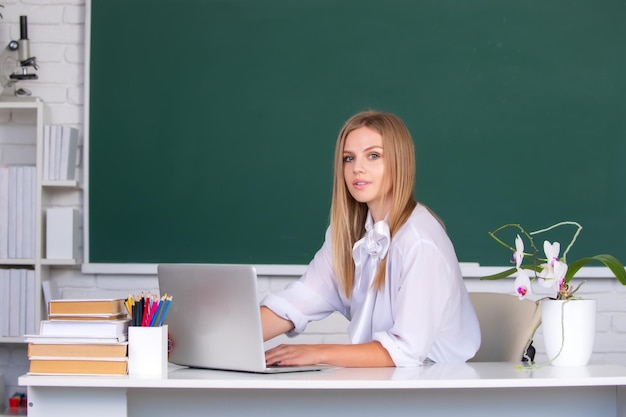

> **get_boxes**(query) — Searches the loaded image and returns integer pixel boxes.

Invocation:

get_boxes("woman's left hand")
[264,344,326,366]
[264,341,394,367]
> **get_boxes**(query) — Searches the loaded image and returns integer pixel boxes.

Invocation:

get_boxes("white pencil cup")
[128,325,168,377]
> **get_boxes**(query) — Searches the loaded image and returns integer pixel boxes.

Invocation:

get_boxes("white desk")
[19,362,626,417]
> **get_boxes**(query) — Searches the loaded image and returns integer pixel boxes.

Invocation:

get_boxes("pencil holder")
[128,325,168,377]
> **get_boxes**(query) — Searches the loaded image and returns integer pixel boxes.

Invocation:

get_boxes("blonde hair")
[330,111,417,298]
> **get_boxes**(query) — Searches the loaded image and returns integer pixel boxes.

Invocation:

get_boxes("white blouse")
[261,204,481,366]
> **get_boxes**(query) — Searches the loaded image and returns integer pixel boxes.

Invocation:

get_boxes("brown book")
[48,299,127,316]
[28,343,128,358]
[48,313,129,321]
[29,358,128,375]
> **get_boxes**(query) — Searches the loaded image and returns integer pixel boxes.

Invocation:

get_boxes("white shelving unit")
[0,97,81,344]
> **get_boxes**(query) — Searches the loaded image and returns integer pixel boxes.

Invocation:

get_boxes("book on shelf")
[0,269,9,336]
[23,165,35,258]
[39,318,130,338]
[28,342,128,358]
[7,166,16,258]
[48,125,59,180]
[24,334,128,344]
[19,269,25,335]
[45,207,80,260]
[59,126,79,181]
[0,165,8,259]
[8,268,20,337]
[28,357,128,376]
[48,298,127,316]
[43,124,79,181]
[25,269,36,335]
[43,124,51,180]
[53,125,62,180]
[15,166,23,258]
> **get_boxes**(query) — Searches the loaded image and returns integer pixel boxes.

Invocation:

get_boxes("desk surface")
[19,361,626,390]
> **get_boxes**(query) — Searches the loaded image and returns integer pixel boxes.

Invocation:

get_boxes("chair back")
[468,292,541,362]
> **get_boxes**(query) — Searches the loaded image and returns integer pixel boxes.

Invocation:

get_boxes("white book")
[25,269,36,335]
[9,268,21,337]
[41,279,60,307]
[24,334,128,344]
[15,166,24,258]
[49,125,58,180]
[46,207,80,260]
[0,166,9,259]
[43,124,51,180]
[22,166,35,258]
[7,166,17,258]
[39,319,130,338]
[0,269,10,336]
[30,166,36,257]
[19,269,27,336]
[54,125,63,180]
[60,126,79,181]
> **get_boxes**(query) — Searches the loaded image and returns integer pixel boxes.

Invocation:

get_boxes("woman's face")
[342,126,392,222]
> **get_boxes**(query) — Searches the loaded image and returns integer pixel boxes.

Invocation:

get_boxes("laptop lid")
[157,263,324,373]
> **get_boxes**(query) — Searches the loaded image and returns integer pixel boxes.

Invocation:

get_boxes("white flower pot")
[541,299,596,366]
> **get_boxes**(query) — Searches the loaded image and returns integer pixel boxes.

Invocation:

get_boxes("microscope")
[0,15,38,96]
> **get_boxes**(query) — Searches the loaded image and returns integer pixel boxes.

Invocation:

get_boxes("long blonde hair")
[330,111,417,298]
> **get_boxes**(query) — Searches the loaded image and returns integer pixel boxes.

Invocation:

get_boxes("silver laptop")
[157,263,326,374]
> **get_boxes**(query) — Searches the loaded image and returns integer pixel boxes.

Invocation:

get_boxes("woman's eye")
[343,155,354,162]
[368,153,381,160]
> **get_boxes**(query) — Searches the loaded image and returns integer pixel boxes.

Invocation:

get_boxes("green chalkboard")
[89,0,626,266]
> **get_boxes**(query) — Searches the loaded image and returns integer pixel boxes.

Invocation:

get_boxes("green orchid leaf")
[565,254,626,285]
[480,265,540,281]
[480,267,517,280]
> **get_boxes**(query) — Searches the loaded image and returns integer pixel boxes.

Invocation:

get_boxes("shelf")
[41,259,80,266]
[42,180,80,188]
[0,259,36,267]
[0,96,41,107]
[0,337,25,344]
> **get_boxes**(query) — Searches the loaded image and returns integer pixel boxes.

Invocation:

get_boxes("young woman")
[261,111,480,367]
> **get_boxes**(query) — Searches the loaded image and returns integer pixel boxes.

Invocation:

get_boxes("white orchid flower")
[543,240,561,268]
[553,260,569,290]
[513,234,524,268]
[554,259,568,279]
[514,268,532,300]
[538,240,566,289]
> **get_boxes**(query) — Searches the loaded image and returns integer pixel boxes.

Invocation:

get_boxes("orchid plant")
[481,221,626,300]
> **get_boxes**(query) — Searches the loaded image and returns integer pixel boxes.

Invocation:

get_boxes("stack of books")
[25,298,130,375]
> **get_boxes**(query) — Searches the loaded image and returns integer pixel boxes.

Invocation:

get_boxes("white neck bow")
[352,216,391,264]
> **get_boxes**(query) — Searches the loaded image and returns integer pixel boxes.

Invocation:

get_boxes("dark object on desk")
[522,341,536,363]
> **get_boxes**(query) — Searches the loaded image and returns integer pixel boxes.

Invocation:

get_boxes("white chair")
[468,292,541,362]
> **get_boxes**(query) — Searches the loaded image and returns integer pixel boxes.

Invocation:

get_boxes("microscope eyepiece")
[20,16,28,40]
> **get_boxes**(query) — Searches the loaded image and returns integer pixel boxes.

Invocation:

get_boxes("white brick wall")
[1,0,626,408]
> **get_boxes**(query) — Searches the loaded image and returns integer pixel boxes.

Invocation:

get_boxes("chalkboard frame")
[85,0,626,271]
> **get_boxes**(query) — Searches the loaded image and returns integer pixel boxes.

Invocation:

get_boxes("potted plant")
[481,221,626,366]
